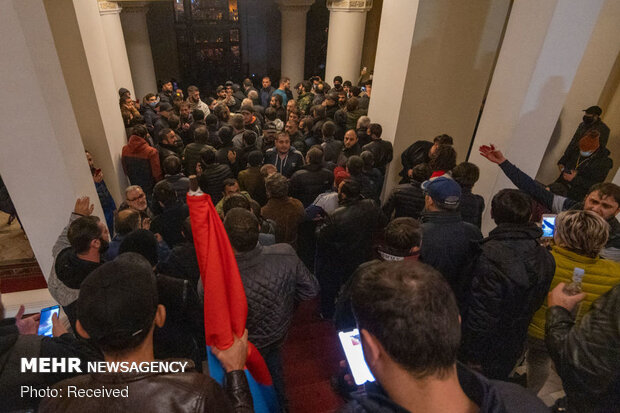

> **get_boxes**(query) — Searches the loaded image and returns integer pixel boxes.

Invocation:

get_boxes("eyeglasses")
[128,193,146,202]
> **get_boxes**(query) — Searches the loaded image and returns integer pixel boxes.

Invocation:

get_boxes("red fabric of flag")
[187,193,272,385]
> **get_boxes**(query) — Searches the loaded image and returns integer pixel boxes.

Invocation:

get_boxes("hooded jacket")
[122,135,163,196]
[460,224,555,380]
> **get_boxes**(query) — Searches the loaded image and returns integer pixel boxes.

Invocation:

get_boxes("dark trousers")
[259,341,287,412]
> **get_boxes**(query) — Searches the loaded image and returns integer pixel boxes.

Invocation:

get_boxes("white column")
[368,0,511,198]
[468,0,605,234]
[98,0,135,97]
[120,1,157,100]
[45,0,128,205]
[0,0,104,276]
[277,0,314,85]
[324,0,372,84]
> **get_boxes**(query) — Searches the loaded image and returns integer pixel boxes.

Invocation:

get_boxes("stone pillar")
[0,0,104,276]
[98,1,135,97]
[44,0,128,206]
[324,0,372,85]
[120,1,157,100]
[368,0,511,197]
[468,0,605,233]
[277,0,314,85]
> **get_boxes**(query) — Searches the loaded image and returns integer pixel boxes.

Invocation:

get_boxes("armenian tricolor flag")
[187,191,279,412]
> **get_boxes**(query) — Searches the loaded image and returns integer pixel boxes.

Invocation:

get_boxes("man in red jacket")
[122,124,163,201]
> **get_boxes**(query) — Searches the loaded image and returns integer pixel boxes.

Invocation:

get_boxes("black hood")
[55,247,102,289]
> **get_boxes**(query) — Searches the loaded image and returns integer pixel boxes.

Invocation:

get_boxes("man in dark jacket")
[460,189,555,380]
[321,121,344,167]
[153,103,174,144]
[163,156,190,202]
[480,144,620,261]
[346,156,378,203]
[238,151,267,205]
[316,179,386,318]
[289,147,334,207]
[197,149,233,205]
[383,163,431,219]
[545,282,620,413]
[259,76,275,108]
[555,130,612,201]
[141,93,158,136]
[157,217,200,285]
[452,162,485,229]
[182,126,215,176]
[337,129,362,167]
[420,177,483,309]
[156,128,183,166]
[558,105,610,170]
[264,132,304,178]
[150,181,190,248]
[362,123,393,175]
[122,125,163,200]
[340,260,548,413]
[224,208,318,410]
[398,134,453,183]
[40,255,253,413]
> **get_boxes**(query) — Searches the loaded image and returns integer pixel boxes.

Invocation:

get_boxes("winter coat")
[362,139,393,175]
[261,197,305,246]
[460,224,555,380]
[529,245,620,340]
[197,163,233,205]
[545,284,620,413]
[399,140,433,181]
[559,147,613,201]
[382,179,426,219]
[150,202,190,248]
[264,148,304,178]
[235,243,318,349]
[321,138,344,165]
[182,143,215,176]
[289,164,334,207]
[459,187,485,229]
[238,166,267,206]
[420,211,483,309]
[122,135,163,196]
[164,173,190,202]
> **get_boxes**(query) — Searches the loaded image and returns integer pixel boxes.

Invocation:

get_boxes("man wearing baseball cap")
[40,253,253,412]
[419,176,482,310]
[558,105,610,172]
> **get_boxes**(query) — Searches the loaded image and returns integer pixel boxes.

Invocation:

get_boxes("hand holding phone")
[542,214,556,239]
[338,329,375,385]
[37,305,60,337]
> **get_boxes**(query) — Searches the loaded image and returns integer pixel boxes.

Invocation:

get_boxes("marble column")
[468,0,606,233]
[324,0,372,85]
[0,0,104,276]
[277,0,315,85]
[120,1,157,100]
[98,0,135,97]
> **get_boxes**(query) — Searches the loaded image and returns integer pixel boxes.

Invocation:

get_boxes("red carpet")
[0,259,47,293]
[284,299,346,413]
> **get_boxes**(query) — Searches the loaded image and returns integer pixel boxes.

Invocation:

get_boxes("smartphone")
[542,214,556,239]
[361,86,366,92]
[37,305,60,337]
[338,329,375,385]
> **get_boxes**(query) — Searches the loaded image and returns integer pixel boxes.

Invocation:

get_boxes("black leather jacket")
[546,284,620,413]
[39,363,253,413]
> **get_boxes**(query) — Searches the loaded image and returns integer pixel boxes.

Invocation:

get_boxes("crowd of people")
[0,72,618,413]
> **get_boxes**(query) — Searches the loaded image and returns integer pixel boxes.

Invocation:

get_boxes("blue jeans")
[259,342,287,412]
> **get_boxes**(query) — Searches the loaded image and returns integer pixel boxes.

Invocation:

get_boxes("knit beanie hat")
[579,131,600,152]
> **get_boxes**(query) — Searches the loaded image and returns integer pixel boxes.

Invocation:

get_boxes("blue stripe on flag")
[207,346,280,412]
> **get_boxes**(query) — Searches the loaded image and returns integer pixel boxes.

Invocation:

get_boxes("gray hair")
[125,185,143,199]
[554,210,609,257]
[357,115,371,129]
